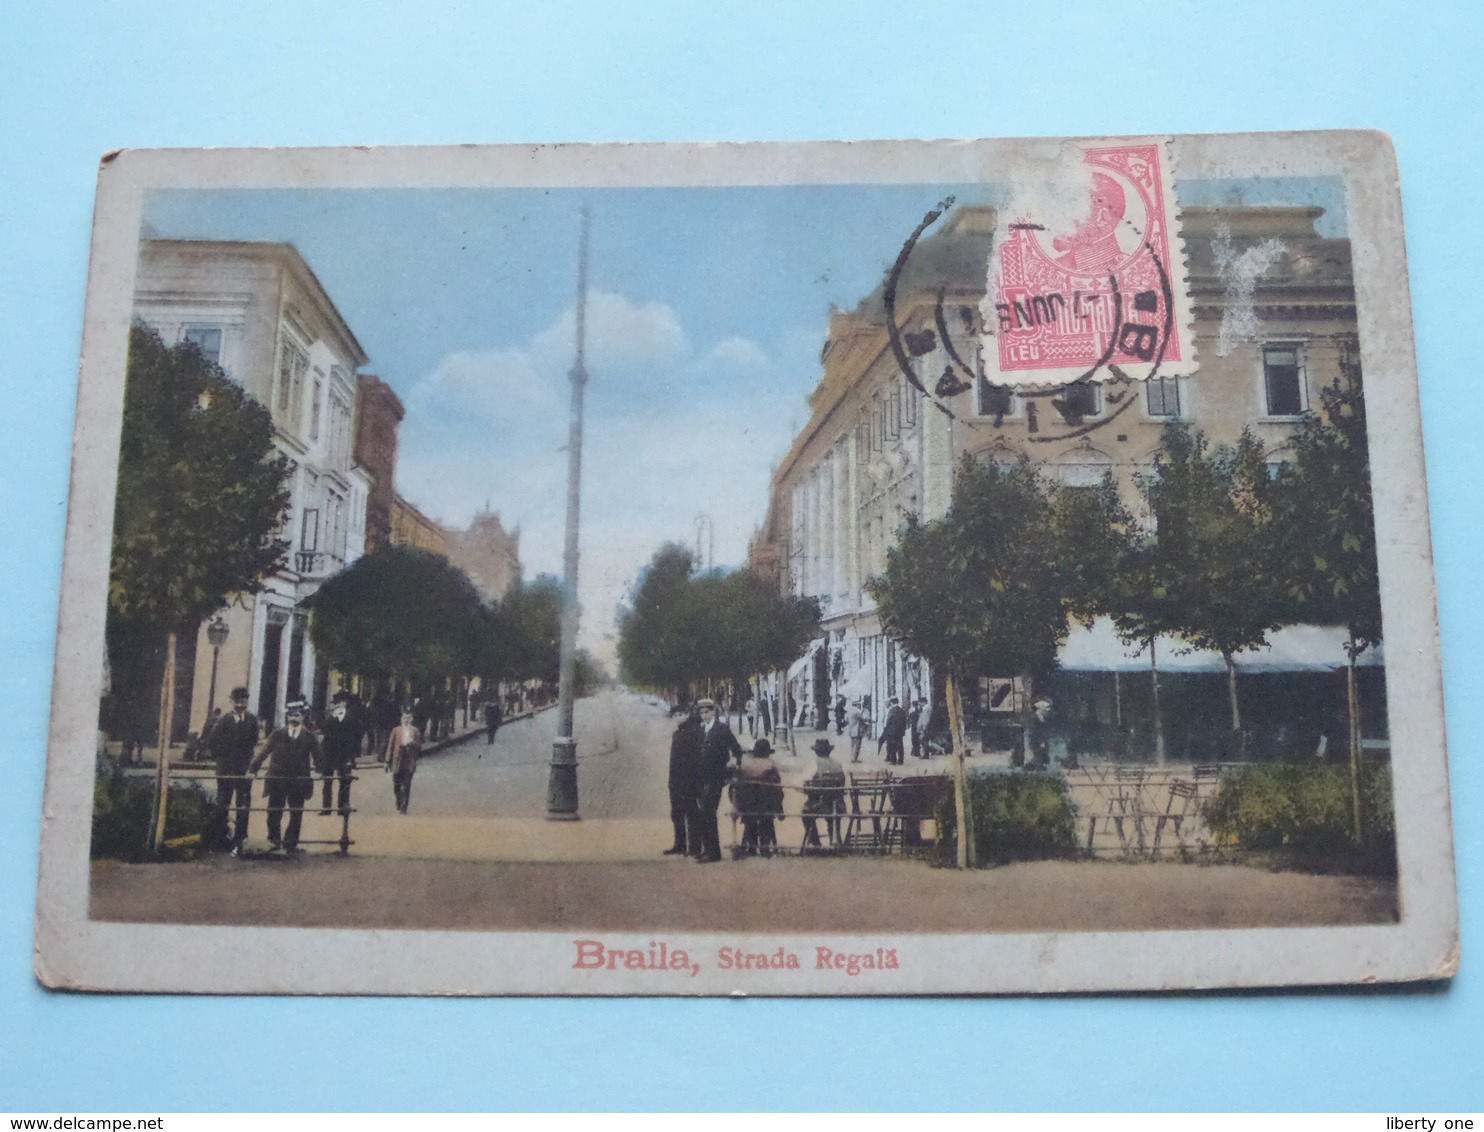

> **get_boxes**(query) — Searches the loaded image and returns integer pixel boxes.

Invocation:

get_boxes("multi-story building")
[753,203,1384,758]
[134,239,373,731]
[354,373,405,552]
[389,493,453,557]
[448,509,522,603]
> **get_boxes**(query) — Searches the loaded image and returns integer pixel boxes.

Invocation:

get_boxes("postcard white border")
[35,131,1457,995]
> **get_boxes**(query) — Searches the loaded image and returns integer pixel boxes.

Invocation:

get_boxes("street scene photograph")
[36,134,1454,994]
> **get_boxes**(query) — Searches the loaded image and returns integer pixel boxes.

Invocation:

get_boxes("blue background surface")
[1,0,1480,1111]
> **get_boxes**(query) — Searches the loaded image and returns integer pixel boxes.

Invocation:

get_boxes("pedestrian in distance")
[385,707,422,814]
[694,697,742,863]
[758,692,773,740]
[206,686,258,852]
[249,700,322,853]
[879,696,908,766]
[483,687,503,754]
[801,738,847,850]
[369,688,398,764]
[834,694,847,736]
[732,738,785,857]
[664,704,703,856]
[318,691,363,817]
[745,694,757,738]
[909,698,926,759]
[848,697,873,763]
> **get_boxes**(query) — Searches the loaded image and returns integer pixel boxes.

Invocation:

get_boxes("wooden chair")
[844,770,896,852]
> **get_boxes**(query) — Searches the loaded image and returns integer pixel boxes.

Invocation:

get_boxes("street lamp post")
[205,615,229,719]
[547,206,590,821]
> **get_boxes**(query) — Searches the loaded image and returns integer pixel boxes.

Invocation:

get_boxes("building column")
[274,610,293,726]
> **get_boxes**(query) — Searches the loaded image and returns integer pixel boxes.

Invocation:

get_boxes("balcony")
[293,550,343,578]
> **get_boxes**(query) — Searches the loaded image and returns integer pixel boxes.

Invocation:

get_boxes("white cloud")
[394,296,807,670]
[529,290,690,374]
[699,335,770,373]
[406,346,560,425]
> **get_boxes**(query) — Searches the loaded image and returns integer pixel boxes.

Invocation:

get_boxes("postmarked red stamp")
[987,139,1192,386]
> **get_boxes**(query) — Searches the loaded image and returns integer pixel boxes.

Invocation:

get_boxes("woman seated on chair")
[732,739,785,857]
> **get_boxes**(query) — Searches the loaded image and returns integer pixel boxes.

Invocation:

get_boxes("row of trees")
[872,372,1381,861]
[617,544,821,704]
[308,546,605,695]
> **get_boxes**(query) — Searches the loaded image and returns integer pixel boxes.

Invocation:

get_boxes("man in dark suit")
[665,705,702,856]
[694,697,742,863]
[879,696,909,766]
[318,691,363,816]
[250,700,323,853]
[206,686,258,852]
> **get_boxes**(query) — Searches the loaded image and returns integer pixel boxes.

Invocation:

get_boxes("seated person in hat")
[801,738,847,849]
[731,738,785,857]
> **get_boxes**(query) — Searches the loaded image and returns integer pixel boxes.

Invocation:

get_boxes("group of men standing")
[204,686,367,854]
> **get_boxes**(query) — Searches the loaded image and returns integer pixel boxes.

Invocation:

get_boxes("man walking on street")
[207,686,258,852]
[848,697,872,763]
[909,698,926,759]
[318,691,362,816]
[665,704,702,856]
[694,697,741,863]
[249,700,322,853]
[483,687,503,754]
[879,696,908,766]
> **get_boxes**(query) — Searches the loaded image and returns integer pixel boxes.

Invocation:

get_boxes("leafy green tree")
[617,545,820,701]
[1269,365,1381,838]
[617,544,701,696]
[308,545,484,684]
[498,575,564,684]
[869,457,1087,865]
[108,324,290,848]
[1144,424,1289,738]
[109,325,291,629]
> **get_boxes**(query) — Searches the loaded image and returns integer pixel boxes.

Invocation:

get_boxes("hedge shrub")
[1201,762,1395,874]
[936,771,1079,866]
[91,759,214,860]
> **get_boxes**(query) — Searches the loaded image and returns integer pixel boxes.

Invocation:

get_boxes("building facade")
[753,204,1383,758]
[354,373,405,552]
[448,510,522,603]
[389,492,453,557]
[134,239,374,732]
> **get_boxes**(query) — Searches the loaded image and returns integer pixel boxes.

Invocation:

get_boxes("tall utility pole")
[547,206,590,821]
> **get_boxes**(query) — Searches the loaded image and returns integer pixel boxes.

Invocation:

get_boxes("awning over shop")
[786,638,825,682]
[1058,617,1385,673]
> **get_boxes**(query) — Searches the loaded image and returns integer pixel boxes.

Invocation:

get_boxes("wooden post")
[944,670,970,869]
[150,630,177,853]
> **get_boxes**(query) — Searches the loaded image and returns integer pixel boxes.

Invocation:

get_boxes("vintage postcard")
[36,131,1456,995]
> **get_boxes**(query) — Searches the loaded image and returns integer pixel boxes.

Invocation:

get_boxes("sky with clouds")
[141,176,1343,667]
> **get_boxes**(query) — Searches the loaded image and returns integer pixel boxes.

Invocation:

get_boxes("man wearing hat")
[206,685,259,852]
[801,738,847,849]
[249,700,323,852]
[879,696,909,766]
[694,697,742,863]
[732,738,785,857]
[664,704,703,856]
[318,691,363,817]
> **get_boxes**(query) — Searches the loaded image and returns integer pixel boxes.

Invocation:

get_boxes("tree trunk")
[1225,652,1241,735]
[944,670,971,869]
[1150,636,1165,766]
[1347,635,1364,844]
[150,629,177,853]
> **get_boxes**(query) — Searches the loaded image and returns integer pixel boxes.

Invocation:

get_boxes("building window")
[183,325,223,366]
[275,333,309,429]
[300,507,320,553]
[977,376,1015,420]
[1146,376,1180,417]
[1055,380,1100,420]
[1263,343,1306,417]
[310,374,324,440]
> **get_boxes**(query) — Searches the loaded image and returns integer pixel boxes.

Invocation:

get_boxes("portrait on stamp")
[35,132,1456,995]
